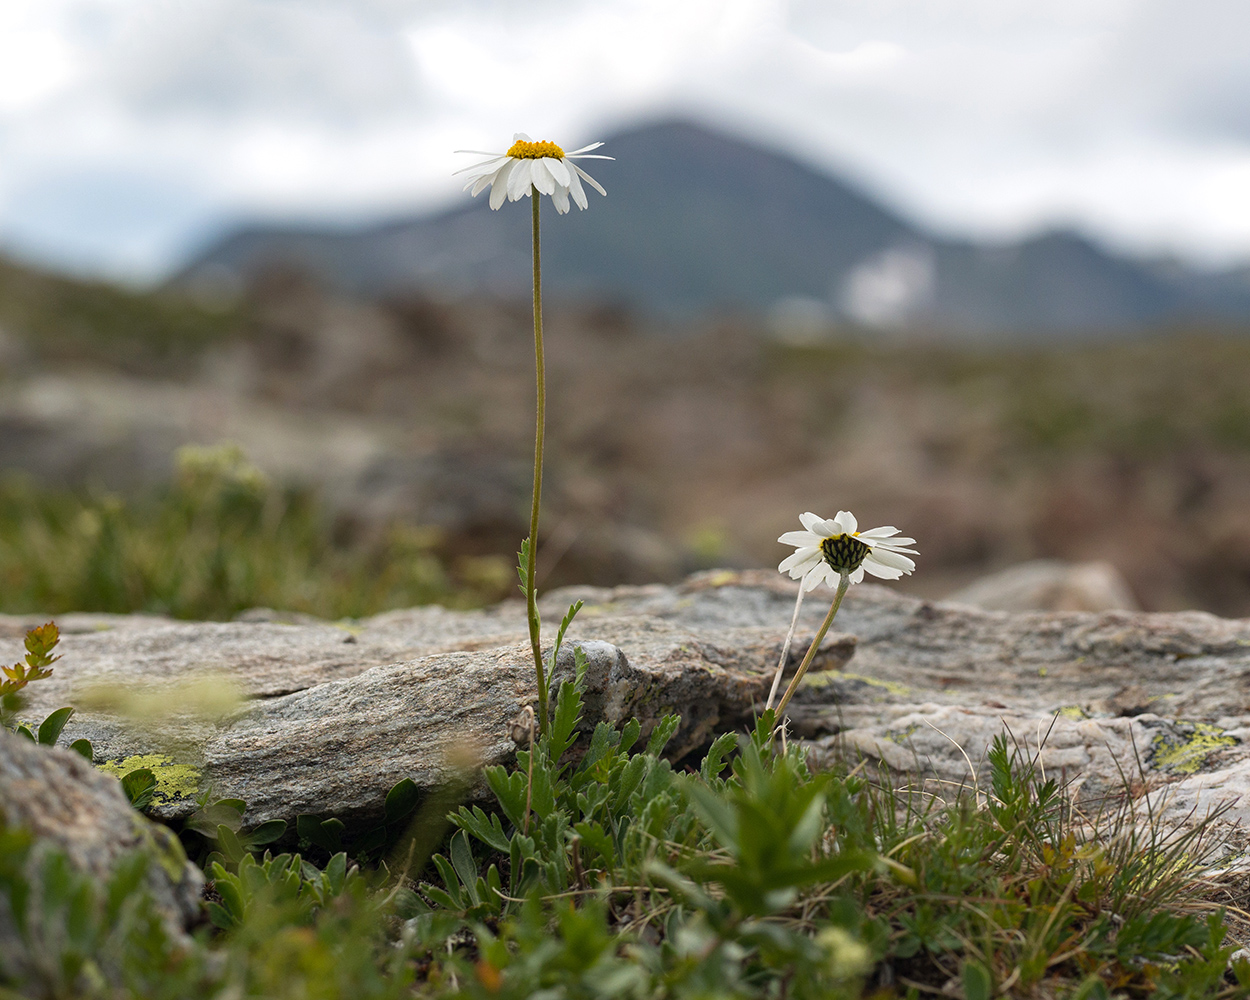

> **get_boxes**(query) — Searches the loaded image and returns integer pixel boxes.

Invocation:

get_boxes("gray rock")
[3,588,854,825]
[5,568,1250,850]
[0,731,203,984]
[944,559,1139,612]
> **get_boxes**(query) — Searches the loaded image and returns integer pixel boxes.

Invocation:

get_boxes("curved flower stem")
[774,570,850,720]
[765,584,806,711]
[526,189,549,737]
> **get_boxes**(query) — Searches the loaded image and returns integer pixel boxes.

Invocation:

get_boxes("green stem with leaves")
[526,188,549,736]
[774,571,850,719]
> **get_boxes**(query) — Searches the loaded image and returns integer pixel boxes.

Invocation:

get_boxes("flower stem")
[526,189,549,737]
[774,571,850,719]
[765,583,806,711]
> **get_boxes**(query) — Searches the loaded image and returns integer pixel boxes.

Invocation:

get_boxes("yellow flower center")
[507,139,565,160]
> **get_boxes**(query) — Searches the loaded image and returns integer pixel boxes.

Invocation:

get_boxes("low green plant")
[0,445,507,621]
[1,620,94,761]
[4,674,1249,998]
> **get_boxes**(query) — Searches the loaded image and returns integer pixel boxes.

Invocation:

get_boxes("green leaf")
[69,738,93,761]
[216,824,246,864]
[573,821,617,870]
[449,830,477,893]
[212,872,246,924]
[682,779,739,852]
[549,679,583,761]
[37,706,75,746]
[963,960,993,1000]
[573,722,620,784]
[645,715,681,757]
[15,724,35,741]
[431,854,463,909]
[296,814,344,853]
[484,765,530,829]
[120,768,157,810]
[455,805,512,854]
[618,717,642,756]
[785,789,827,855]
[545,600,585,676]
[325,852,347,895]
[700,731,738,784]
[516,538,530,595]
[384,777,420,823]
[242,819,287,847]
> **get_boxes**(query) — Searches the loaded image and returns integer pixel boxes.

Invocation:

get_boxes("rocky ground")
[4,276,1250,615]
[7,570,1250,859]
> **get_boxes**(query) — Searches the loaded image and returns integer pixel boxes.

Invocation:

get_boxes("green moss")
[803,671,910,698]
[1148,723,1237,775]
[96,754,201,803]
[1056,705,1087,721]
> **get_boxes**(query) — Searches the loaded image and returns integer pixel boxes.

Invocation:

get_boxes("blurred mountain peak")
[175,117,1250,337]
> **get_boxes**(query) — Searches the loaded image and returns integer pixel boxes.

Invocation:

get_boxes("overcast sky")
[1,0,1248,283]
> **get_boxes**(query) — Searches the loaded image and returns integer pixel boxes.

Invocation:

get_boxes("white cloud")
[2,0,1250,282]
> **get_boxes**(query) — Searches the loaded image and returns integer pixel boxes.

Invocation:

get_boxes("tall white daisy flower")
[454,134,612,214]
[453,133,612,737]
[767,510,917,718]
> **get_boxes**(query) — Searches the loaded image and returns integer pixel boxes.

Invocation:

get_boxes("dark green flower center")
[820,534,871,573]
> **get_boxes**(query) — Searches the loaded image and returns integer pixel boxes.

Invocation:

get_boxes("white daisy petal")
[863,560,904,580]
[870,542,920,557]
[453,148,504,156]
[801,565,826,592]
[567,154,614,160]
[513,132,532,142]
[469,171,498,197]
[570,162,606,196]
[799,512,826,533]
[856,526,900,539]
[868,549,915,572]
[489,161,513,209]
[849,567,866,584]
[778,529,821,547]
[564,141,604,154]
[546,157,571,186]
[567,165,588,209]
[453,156,509,177]
[551,185,570,214]
[779,547,820,573]
[530,158,556,195]
[834,510,858,535]
[512,159,536,200]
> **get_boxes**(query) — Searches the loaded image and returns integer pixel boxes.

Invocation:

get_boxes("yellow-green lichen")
[1056,705,1087,721]
[1038,667,1049,677]
[96,754,201,802]
[802,671,911,698]
[1148,723,1237,775]
[883,723,921,744]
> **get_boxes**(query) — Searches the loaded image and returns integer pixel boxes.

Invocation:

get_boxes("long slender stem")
[527,189,549,736]
[774,571,850,719]
[765,584,806,710]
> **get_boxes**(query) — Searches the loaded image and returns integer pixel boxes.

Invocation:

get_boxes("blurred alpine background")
[2,0,1250,617]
